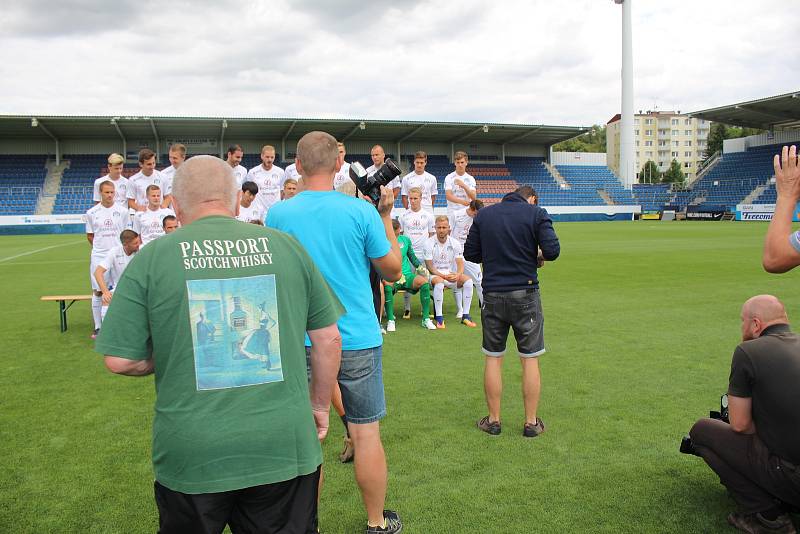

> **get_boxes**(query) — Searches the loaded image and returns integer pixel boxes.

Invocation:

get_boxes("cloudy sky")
[0,0,797,127]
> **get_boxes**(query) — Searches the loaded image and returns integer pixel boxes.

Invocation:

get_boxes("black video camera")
[679,394,729,456]
[349,159,401,204]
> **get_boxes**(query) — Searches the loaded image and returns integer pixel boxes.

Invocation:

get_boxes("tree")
[553,124,607,153]
[704,122,727,161]
[639,160,660,183]
[662,159,685,184]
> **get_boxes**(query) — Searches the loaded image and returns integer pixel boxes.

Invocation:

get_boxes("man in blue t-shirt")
[267,131,403,534]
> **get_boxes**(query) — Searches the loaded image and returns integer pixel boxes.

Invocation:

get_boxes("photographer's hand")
[377,185,395,216]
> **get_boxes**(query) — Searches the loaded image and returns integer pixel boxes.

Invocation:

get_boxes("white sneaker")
[386,320,396,332]
[381,327,387,335]
[422,318,437,330]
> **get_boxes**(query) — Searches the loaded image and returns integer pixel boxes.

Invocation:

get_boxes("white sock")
[433,283,444,316]
[92,294,103,330]
[403,291,411,312]
[474,281,483,307]
[454,287,463,317]
[461,279,474,316]
[100,305,109,322]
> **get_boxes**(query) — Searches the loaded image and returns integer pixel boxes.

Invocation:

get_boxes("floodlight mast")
[616,0,635,188]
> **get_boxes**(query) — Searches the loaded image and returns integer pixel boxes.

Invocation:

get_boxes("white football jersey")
[86,203,131,257]
[401,171,438,211]
[423,235,463,273]
[247,164,286,212]
[127,169,166,208]
[230,164,248,187]
[444,172,476,214]
[99,245,136,289]
[133,207,174,245]
[159,165,177,196]
[399,209,435,256]
[284,163,301,182]
[236,203,265,224]
[333,161,352,190]
[92,175,130,207]
[450,209,475,244]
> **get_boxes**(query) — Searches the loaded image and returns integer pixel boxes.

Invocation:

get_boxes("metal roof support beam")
[736,105,797,123]
[219,120,228,159]
[504,126,544,145]
[397,123,427,168]
[281,120,297,162]
[33,118,60,165]
[110,118,126,163]
[149,118,160,162]
[451,125,487,144]
[341,121,364,142]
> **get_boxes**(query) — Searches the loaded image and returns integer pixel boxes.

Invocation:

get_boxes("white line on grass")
[0,240,83,264]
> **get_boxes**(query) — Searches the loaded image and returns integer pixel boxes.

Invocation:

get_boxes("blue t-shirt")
[267,190,391,350]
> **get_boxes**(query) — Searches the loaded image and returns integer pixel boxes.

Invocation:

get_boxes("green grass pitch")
[1,221,798,533]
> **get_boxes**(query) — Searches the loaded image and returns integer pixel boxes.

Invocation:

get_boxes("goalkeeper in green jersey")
[384,220,437,331]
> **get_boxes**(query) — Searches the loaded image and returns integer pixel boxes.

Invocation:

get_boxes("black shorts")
[481,288,545,358]
[369,264,382,318]
[154,467,321,534]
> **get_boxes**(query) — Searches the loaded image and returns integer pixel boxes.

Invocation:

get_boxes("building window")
[634,118,640,124]
[672,141,679,147]
[672,130,679,136]
[645,140,653,146]
[646,151,653,157]
[685,140,692,147]
[645,129,653,135]
[685,119,692,125]
[684,161,693,168]
[645,118,653,125]
[635,140,640,146]
[636,151,640,157]
[672,151,679,157]
[658,140,667,146]
[635,130,639,135]
[684,130,692,136]
[659,161,666,167]
[671,119,679,125]
[684,151,692,157]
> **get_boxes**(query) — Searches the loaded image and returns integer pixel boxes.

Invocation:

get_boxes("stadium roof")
[690,90,800,131]
[0,115,587,147]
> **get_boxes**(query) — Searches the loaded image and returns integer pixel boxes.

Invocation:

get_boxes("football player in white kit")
[444,150,477,226]
[162,215,179,234]
[235,181,265,224]
[333,142,352,191]
[158,143,186,208]
[86,180,131,337]
[127,148,165,212]
[225,144,248,186]
[366,145,400,199]
[92,153,129,207]
[246,145,285,215]
[423,216,475,329]
[132,185,175,245]
[399,187,434,318]
[93,229,141,321]
[450,199,484,311]
[283,162,300,182]
[400,151,437,214]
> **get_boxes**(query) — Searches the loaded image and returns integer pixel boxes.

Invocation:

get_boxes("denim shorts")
[306,345,386,424]
[481,288,545,358]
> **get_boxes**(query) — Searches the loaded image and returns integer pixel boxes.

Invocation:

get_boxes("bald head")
[171,155,237,224]
[741,294,789,341]
[743,295,788,323]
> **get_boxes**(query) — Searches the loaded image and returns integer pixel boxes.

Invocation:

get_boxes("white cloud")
[0,0,797,126]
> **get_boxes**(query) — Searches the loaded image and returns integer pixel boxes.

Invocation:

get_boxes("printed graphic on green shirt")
[187,274,283,390]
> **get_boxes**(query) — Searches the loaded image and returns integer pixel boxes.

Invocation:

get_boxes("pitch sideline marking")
[0,240,83,264]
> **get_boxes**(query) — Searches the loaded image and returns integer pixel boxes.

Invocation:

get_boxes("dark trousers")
[154,467,321,534]
[690,418,800,513]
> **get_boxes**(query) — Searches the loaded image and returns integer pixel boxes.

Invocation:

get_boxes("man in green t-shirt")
[96,155,344,533]
[384,219,436,331]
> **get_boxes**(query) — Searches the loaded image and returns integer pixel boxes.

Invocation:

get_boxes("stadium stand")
[554,164,635,206]
[0,155,47,215]
[632,184,672,211]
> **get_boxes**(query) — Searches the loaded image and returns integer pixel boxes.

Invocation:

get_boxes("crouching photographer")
[684,295,800,533]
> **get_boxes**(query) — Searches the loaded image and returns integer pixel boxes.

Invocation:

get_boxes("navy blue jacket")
[463,192,560,291]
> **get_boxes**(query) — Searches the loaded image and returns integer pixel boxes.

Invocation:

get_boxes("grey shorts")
[306,345,386,424]
[481,288,545,358]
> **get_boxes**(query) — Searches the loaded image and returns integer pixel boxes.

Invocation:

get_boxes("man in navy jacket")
[464,186,560,437]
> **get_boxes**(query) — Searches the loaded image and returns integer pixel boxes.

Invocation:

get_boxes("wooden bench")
[40,295,93,332]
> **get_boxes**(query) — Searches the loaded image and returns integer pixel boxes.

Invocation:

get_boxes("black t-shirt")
[728,324,800,465]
